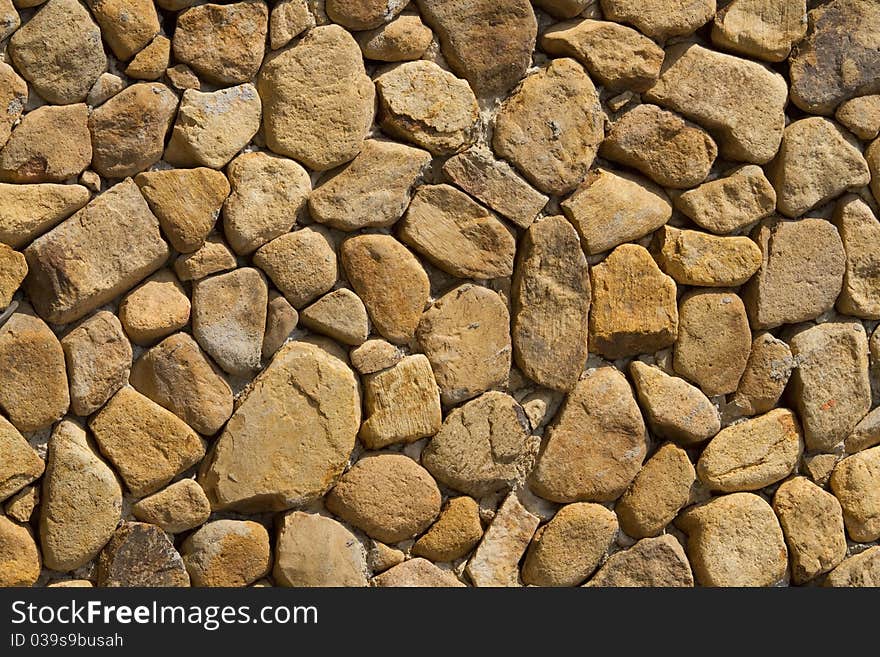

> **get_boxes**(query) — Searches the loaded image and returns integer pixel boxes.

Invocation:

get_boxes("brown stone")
[262,292,298,359]
[88,0,159,60]
[356,15,433,62]
[465,492,539,587]
[600,0,715,40]
[182,520,271,587]
[269,0,314,50]
[5,485,39,524]
[118,270,191,346]
[174,236,237,282]
[712,0,807,62]
[804,453,839,487]
[412,496,483,562]
[372,558,465,587]
[131,479,211,534]
[836,95,880,140]
[125,35,171,81]
[349,339,403,375]
[824,546,880,587]
[846,407,880,454]
[0,514,40,587]
[253,228,337,309]
[586,535,694,587]
[99,522,189,587]
[830,446,880,542]
[0,63,26,149]
[729,332,795,417]
[0,244,25,309]
[652,226,762,287]
[165,64,200,91]
[300,289,369,347]
[326,0,406,29]
[0,415,43,503]
[0,183,89,249]
[833,195,880,319]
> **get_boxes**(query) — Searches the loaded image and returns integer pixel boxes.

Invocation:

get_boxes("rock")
[712,0,807,62]
[522,503,617,587]
[846,407,880,454]
[629,362,720,446]
[199,341,360,512]
[309,140,430,232]
[833,195,880,319]
[326,454,441,543]
[258,25,374,170]
[589,244,678,360]
[301,289,369,346]
[674,165,777,235]
[531,366,647,502]
[182,520,270,587]
[269,0,314,49]
[40,420,122,572]
[465,492,539,587]
[729,332,795,417]
[253,228,336,309]
[7,0,106,105]
[676,492,787,586]
[372,558,465,587]
[274,512,368,587]
[824,546,880,587]
[367,541,405,573]
[493,58,603,195]
[511,216,590,390]
[870,139,880,206]
[350,339,403,375]
[48,580,93,588]
[646,43,788,164]
[0,104,91,183]
[357,15,433,61]
[325,0,406,29]
[98,523,189,587]
[616,443,695,539]
[165,85,262,170]
[836,95,880,140]
[5,485,38,524]
[376,60,478,156]
[442,147,547,229]
[0,63,26,150]
[789,0,880,115]
[398,185,515,279]
[262,292,298,358]
[0,415,43,503]
[125,35,171,81]
[773,476,846,584]
[174,236,237,282]
[413,497,483,562]
[25,179,169,324]
[135,168,230,254]
[804,454,839,487]
[86,72,125,107]
[423,392,534,497]
[88,0,159,61]
[0,515,40,587]
[600,0,715,40]
[118,270,191,346]
[173,1,268,85]
[532,0,591,18]
[787,321,871,452]
[0,183,89,249]
[165,63,200,91]
[587,535,694,587]
[652,226,762,287]
[830,446,880,542]
[192,268,268,376]
[0,244,26,308]
[743,217,845,330]
[341,234,429,345]
[0,307,69,432]
[131,479,211,534]
[61,310,131,417]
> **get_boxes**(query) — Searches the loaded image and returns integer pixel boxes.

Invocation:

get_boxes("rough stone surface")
[372,558,465,587]
[89,0,160,61]
[182,520,271,587]
[412,496,483,563]
[98,522,189,587]
[730,332,795,417]
[0,244,26,309]
[326,0,406,30]
[833,195,880,319]
[0,514,40,587]
[261,292,298,359]
[0,414,43,503]
[0,63,26,149]
[270,0,314,50]
[652,226,762,287]
[174,236,236,282]
[846,406,880,454]
[600,0,715,40]
[253,228,336,309]
[118,270,191,346]
[356,15,433,62]
[836,95,880,140]
[824,546,880,587]
[349,339,403,375]
[0,183,89,249]
[465,492,539,587]
[131,479,211,534]
[712,0,807,62]
[300,289,369,346]
[126,35,171,81]
[830,446,880,542]
[586,535,694,587]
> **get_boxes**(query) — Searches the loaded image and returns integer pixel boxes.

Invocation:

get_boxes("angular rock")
[356,15,433,62]
[181,520,270,587]
[870,139,880,206]
[412,497,483,562]
[712,0,807,62]
[0,244,26,309]
[532,0,591,17]
[465,492,539,587]
[86,72,125,107]
[300,289,368,346]
[600,0,715,40]
[269,0,314,50]
[652,226,762,287]
[126,35,171,81]
[0,515,40,587]
[118,270,191,346]
[586,535,694,587]
[165,64,200,91]
[5,485,38,524]
[367,542,406,573]
[804,453,839,487]
[824,546,880,587]
[174,236,237,282]
[836,95,880,140]
[372,558,465,587]
[729,332,795,417]
[98,522,189,587]
[261,292,298,358]
[0,183,89,249]
[0,415,43,503]
[0,63,26,149]
[253,228,336,309]
[326,0,406,30]
[833,195,880,319]
[88,0,160,61]
[131,479,211,534]
[829,446,880,542]
[350,339,403,375]
[846,407,880,454]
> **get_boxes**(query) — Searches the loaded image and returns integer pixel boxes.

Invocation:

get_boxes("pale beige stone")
[412,497,483,562]
[712,0,807,62]
[0,415,43,503]
[846,406,880,454]
[0,183,89,249]
[0,244,25,309]
[349,339,403,375]
[182,520,270,587]
[357,15,433,61]
[833,195,880,319]
[118,270,191,346]
[870,139,880,207]
[0,63,26,150]
[253,227,337,309]
[86,72,125,107]
[830,446,880,542]
[836,95,880,140]
[653,226,762,287]
[600,0,715,40]
[131,479,211,534]
[372,558,465,587]
[261,292,298,359]
[804,453,839,487]
[465,492,539,587]
[586,535,694,587]
[824,546,880,587]
[174,236,237,282]
[0,514,40,587]
[4,485,38,523]
[270,0,314,50]
[729,332,795,417]
[300,289,369,346]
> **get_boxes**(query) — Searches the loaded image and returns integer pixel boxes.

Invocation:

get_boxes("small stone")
[0,63,26,149]
[119,270,191,347]
[86,72,125,107]
[870,139,880,206]
[78,171,101,193]
[0,415,43,503]
[522,503,617,587]
[836,95,880,140]
[804,453,839,487]
[376,60,478,156]
[600,104,717,189]
[261,292,298,359]
[47,580,93,588]
[0,183,89,249]
[131,479,211,534]
[274,511,368,587]
[98,523,189,587]
[326,0,405,29]
[357,15,433,61]
[531,366,647,503]
[5,485,39,524]
[413,497,483,562]
[350,339,403,375]
[0,514,40,587]
[824,546,880,587]
[125,35,171,81]
[326,453,441,544]
[846,407,880,454]
[712,0,807,62]
[253,228,337,309]
[372,558,465,587]
[0,1,18,43]
[589,244,678,360]
[493,58,603,195]
[511,216,590,390]
[768,117,870,217]
[830,446,880,542]
[182,520,271,587]
[653,226,762,287]
[341,234,430,345]
[532,0,591,18]
[616,443,696,539]
[466,492,539,587]
[0,244,26,308]
[269,0,314,50]
[300,289,369,346]
[600,0,715,40]
[587,535,694,587]
[729,332,795,417]
[174,236,237,282]
[833,195,880,319]
[88,0,159,60]
[367,541,405,573]
[165,64,200,91]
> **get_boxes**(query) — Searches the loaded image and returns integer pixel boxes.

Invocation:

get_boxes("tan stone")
[0,63,26,150]
[253,228,336,309]
[600,0,715,40]
[48,579,93,588]
[269,0,314,50]
[86,72,125,107]
[357,15,433,61]
[465,492,539,587]
[833,195,880,319]
[870,139,880,206]
[712,0,807,62]
[165,64,200,91]
[836,95,880,140]
[5,485,38,524]
[125,35,171,81]
[0,514,40,587]
[804,453,839,487]
[0,183,89,249]
[88,0,159,60]
[350,339,403,375]
[653,226,762,287]
[0,415,43,503]
[729,332,795,417]
[131,479,211,534]
[274,512,368,587]
[326,0,405,29]
[119,270,191,346]
[413,497,483,562]
[586,535,694,587]
[830,446,880,542]
[846,407,880,454]
[0,244,25,308]
[824,546,880,587]
[174,236,237,282]
[182,520,270,587]
[262,292,298,359]
[367,540,405,573]
[532,0,591,18]
[98,523,189,587]
[300,289,368,346]
[372,558,465,587]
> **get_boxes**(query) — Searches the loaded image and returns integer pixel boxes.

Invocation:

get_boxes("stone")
[600,104,717,189]
[442,147,547,229]
[493,58,603,195]
[47,580,93,588]
[0,104,91,183]
[0,244,25,308]
[586,535,694,587]
[118,270,191,346]
[372,558,465,587]
[629,362,720,446]
[600,0,715,40]
[743,217,845,330]
[98,522,189,587]
[350,339,403,375]
[804,453,839,487]
[7,0,106,105]
[274,512,368,587]
[40,420,122,572]
[199,341,361,512]
[131,333,233,436]
[326,454,441,543]
[357,15,433,61]
[0,183,89,249]
[61,310,132,417]
[131,479,211,534]
[511,216,590,390]
[824,546,880,587]
[465,492,539,587]
[126,35,171,81]
[174,236,237,282]
[422,392,534,498]
[522,503,617,587]
[0,308,69,432]
[836,95,880,140]
[542,19,664,92]
[674,165,777,235]
[0,515,40,587]
[616,443,696,539]
[173,1,268,85]
[88,0,159,61]
[182,520,271,587]
[78,171,101,193]
[532,0,591,18]
[729,332,795,417]
[697,408,803,492]
[367,541,405,573]
[531,366,647,503]
[376,60,478,156]
[262,292,298,358]
[0,3,18,50]
[0,415,43,503]
[270,0,314,50]
[310,140,430,232]
[712,0,807,62]
[5,485,38,524]
[359,355,441,449]
[135,168,230,254]
[589,244,678,360]
[846,407,880,454]
[413,497,483,562]
[0,63,26,150]
[192,268,268,376]
[416,284,511,406]
[787,321,871,452]
[258,25,374,170]
[870,139,880,206]
[301,289,369,346]
[830,446,880,542]
[165,64,200,91]
[341,234,429,345]
[789,0,880,115]
[253,228,336,309]
[645,43,788,164]
[773,476,847,584]
[833,195,880,319]
[25,179,170,324]
[415,0,536,96]
[652,226,762,287]
[326,0,406,29]
[86,72,125,107]
[768,118,870,218]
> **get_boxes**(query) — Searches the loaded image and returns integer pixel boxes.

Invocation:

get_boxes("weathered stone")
[466,492,539,587]
[0,514,40,587]
[804,453,839,487]
[269,0,314,50]
[600,0,715,40]
[830,446,880,542]
[5,485,38,524]
[182,520,270,587]
[301,289,369,346]
[253,228,336,309]
[0,63,25,150]
[119,270,191,346]
[326,0,406,29]
[262,292,298,359]
[0,183,89,249]
[0,415,43,503]
[88,0,159,60]
[174,236,237,282]
[833,195,880,319]
[413,497,483,562]
[824,546,880,587]
[712,0,807,62]
[532,0,590,18]
[846,407,880,454]
[836,95,880,140]
[729,332,795,417]
[165,63,200,91]
[349,339,403,375]
[653,226,762,287]
[586,535,694,587]
[125,35,171,81]
[367,541,405,573]
[870,139,880,207]
[131,479,211,534]
[99,522,189,587]
[357,15,433,61]
[86,72,125,107]
[0,244,25,308]
[372,558,465,587]
[47,580,93,588]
